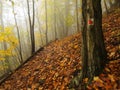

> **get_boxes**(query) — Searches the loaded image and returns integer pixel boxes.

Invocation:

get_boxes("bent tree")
[69,0,107,89]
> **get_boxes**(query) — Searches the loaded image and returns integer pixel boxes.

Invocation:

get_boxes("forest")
[0,0,120,89]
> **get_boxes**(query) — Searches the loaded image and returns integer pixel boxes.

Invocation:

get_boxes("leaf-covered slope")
[0,8,120,90]
[0,34,82,90]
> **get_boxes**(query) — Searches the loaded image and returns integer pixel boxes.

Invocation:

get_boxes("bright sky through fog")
[1,0,41,26]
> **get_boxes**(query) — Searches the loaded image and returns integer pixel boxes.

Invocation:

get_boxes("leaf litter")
[0,8,120,90]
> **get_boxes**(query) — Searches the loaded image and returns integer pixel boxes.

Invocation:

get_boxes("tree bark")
[31,0,35,53]
[69,1,107,89]
[81,0,107,81]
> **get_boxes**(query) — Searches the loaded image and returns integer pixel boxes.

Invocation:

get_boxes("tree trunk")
[114,0,120,7]
[81,0,107,81]
[31,0,35,53]
[69,0,107,89]
[27,0,35,54]
[54,0,57,39]
[109,0,113,7]
[45,0,48,44]
[76,0,80,32]
[103,0,109,14]
[12,1,23,63]
[65,0,69,36]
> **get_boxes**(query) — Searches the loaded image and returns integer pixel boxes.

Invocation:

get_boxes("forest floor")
[0,8,120,90]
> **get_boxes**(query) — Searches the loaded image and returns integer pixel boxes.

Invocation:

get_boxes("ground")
[0,8,120,90]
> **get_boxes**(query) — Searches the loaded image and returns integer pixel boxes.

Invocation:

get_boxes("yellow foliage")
[0,26,18,60]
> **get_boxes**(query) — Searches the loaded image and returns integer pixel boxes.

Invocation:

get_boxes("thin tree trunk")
[22,4,31,57]
[103,0,109,14]
[109,0,113,7]
[65,0,69,36]
[45,0,48,44]
[114,0,120,7]
[31,0,35,53]
[54,0,57,39]
[27,0,35,54]
[12,2,23,64]
[76,0,80,32]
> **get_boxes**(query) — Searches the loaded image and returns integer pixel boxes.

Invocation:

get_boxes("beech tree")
[69,0,107,89]
[81,0,107,84]
[82,0,107,78]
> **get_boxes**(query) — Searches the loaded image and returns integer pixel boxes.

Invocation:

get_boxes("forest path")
[0,8,120,90]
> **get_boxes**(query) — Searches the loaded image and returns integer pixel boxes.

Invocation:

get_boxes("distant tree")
[54,0,57,39]
[36,11,44,46]
[27,0,35,54]
[76,0,80,32]
[45,0,48,44]
[114,0,120,7]
[65,0,69,36]
[11,1,23,63]
[109,0,113,7]
[103,0,109,14]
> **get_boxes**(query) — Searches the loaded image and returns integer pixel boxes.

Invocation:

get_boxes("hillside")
[0,8,120,90]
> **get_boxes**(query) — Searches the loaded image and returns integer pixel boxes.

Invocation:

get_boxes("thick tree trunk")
[81,0,107,82]
[69,0,107,89]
